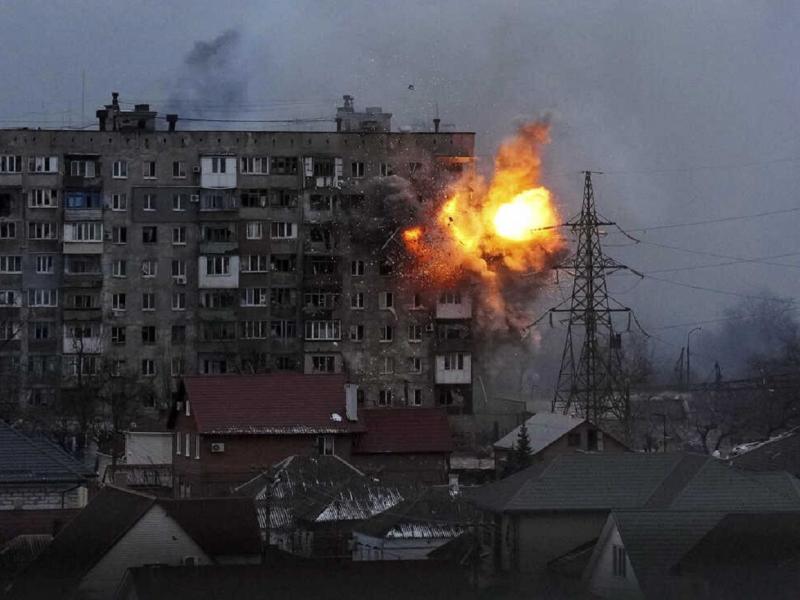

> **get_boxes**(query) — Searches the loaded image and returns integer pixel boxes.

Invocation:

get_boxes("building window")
[195,434,200,459]
[379,261,394,276]
[378,389,393,406]
[0,321,20,341]
[112,226,127,244]
[379,325,394,343]
[112,293,126,311]
[241,255,268,273]
[171,325,186,344]
[28,156,58,173]
[304,320,341,341]
[69,159,96,177]
[28,222,58,240]
[176,432,182,455]
[240,156,269,174]
[349,324,364,341]
[112,160,128,178]
[28,289,57,307]
[111,260,127,278]
[141,259,157,278]
[311,355,336,373]
[408,324,422,342]
[171,357,185,377]
[211,157,227,173]
[171,259,186,279]
[35,255,54,274]
[379,292,394,309]
[143,161,157,178]
[444,352,466,370]
[0,222,16,239]
[412,293,424,309]
[317,435,334,456]
[141,359,156,376]
[270,288,297,308]
[111,193,127,211]
[351,260,365,276]
[270,222,297,239]
[270,156,298,175]
[351,292,364,310]
[143,193,156,211]
[142,292,155,311]
[0,290,20,307]
[379,162,393,177]
[172,161,186,178]
[29,188,58,208]
[245,221,263,239]
[440,292,462,304]
[408,357,423,374]
[240,190,268,208]
[206,256,230,276]
[270,255,295,273]
[0,255,21,274]
[309,195,333,211]
[141,326,156,344]
[351,161,365,177]
[172,193,188,211]
[379,357,394,374]
[240,287,267,307]
[111,326,126,345]
[172,292,186,311]
[240,320,268,339]
[612,545,627,578]
[142,226,157,244]
[172,226,186,245]
[411,389,423,406]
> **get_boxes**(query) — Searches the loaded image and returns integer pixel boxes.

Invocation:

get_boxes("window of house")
[241,255,268,273]
[0,222,16,239]
[171,259,186,278]
[28,289,57,307]
[172,226,186,245]
[111,326,126,345]
[270,189,297,207]
[142,292,155,311]
[142,226,157,244]
[240,320,268,339]
[112,259,127,278]
[350,292,364,310]
[69,159,96,178]
[351,260,365,276]
[112,226,127,244]
[309,195,333,211]
[201,291,236,309]
[311,355,336,373]
[143,161,157,178]
[211,157,227,173]
[303,291,338,309]
[588,430,599,451]
[270,156,298,174]
[172,193,188,211]
[351,161,365,177]
[379,162,393,177]
[240,190,268,208]
[141,259,157,278]
[612,545,627,578]
[270,320,296,339]
[317,435,334,456]
[411,293,424,309]
[172,292,186,311]
[176,432,182,455]
[245,222,263,240]
[408,324,422,342]
[440,292,462,304]
[379,261,394,276]
[0,321,20,341]
[112,160,128,178]
[171,357,185,377]
[0,255,21,273]
[240,156,269,174]
[411,389,423,406]
[143,193,156,211]
[68,293,96,309]
[141,359,156,376]
[0,290,19,307]
[379,292,394,310]
[379,325,394,342]
[201,321,237,341]
[240,287,267,307]
[201,224,235,243]
[172,161,186,178]
[304,320,341,341]
[28,222,57,240]
[408,357,423,374]
[378,389,393,406]
[171,325,186,344]
[270,255,295,273]
[443,352,466,370]
[30,321,52,340]
[28,156,58,173]
[312,158,334,177]
[112,293,126,311]
[270,222,297,239]
[29,189,58,208]
[35,255,53,274]
[111,193,127,211]
[141,326,156,344]
[349,324,364,341]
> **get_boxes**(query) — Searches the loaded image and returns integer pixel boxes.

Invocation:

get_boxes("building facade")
[0,95,475,417]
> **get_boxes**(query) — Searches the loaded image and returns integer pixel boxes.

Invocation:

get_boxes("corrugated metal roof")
[0,423,95,484]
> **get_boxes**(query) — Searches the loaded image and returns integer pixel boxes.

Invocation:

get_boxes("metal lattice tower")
[551,172,632,424]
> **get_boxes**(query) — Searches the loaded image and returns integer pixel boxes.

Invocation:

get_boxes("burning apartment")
[0,94,490,421]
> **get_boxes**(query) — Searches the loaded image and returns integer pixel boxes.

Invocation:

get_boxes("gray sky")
[2,0,799,380]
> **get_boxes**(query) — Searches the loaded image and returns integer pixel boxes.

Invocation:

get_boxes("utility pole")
[550,172,640,427]
[687,327,702,388]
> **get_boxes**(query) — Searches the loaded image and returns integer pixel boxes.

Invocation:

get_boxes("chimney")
[96,110,107,131]
[433,118,441,133]
[335,117,342,132]
[344,384,358,421]
[166,114,178,132]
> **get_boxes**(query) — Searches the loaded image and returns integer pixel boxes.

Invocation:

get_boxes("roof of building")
[0,422,95,484]
[181,374,363,435]
[353,408,453,454]
[116,561,478,600]
[730,428,800,476]
[493,412,586,452]
[160,497,261,556]
[468,452,800,514]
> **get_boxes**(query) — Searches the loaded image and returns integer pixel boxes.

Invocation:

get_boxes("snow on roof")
[493,412,586,453]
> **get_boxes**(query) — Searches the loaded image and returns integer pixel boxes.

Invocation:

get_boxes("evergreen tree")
[505,422,533,475]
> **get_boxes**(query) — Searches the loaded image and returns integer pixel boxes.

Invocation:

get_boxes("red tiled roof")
[183,374,363,435]
[354,408,453,454]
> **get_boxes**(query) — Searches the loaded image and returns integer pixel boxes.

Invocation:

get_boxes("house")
[5,485,261,599]
[234,454,403,557]
[350,408,454,484]
[114,560,479,600]
[171,374,365,496]
[584,510,800,599]
[492,412,628,467]
[468,451,800,578]
[729,427,800,477]
[352,488,476,561]
[0,422,95,545]
[104,419,174,496]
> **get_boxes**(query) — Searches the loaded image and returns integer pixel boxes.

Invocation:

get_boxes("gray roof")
[493,412,585,452]
[730,429,800,477]
[0,422,95,484]
[469,452,800,513]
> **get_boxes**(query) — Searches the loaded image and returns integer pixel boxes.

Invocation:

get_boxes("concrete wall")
[124,431,173,464]
[0,483,86,511]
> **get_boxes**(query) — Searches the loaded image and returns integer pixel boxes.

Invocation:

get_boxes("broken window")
[240,189,269,208]
[310,194,333,211]
[270,189,297,208]
[270,288,297,307]
[379,261,394,276]
[270,255,296,273]
[270,156,298,175]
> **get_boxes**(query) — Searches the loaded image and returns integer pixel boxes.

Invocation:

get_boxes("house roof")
[117,561,479,600]
[6,486,155,599]
[468,452,800,514]
[0,422,95,484]
[493,412,586,452]
[160,497,261,556]
[353,408,453,454]
[182,374,363,435]
[730,429,800,476]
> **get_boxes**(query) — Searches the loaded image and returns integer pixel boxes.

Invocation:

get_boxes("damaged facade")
[0,95,476,416]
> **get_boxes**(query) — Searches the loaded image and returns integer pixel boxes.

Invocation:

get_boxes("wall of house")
[124,432,173,464]
[588,524,643,600]
[78,504,211,600]
[0,483,86,511]
[352,531,454,560]
[496,423,629,467]
[349,453,448,484]
[514,512,608,575]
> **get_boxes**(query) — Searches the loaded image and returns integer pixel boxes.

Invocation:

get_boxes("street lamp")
[687,327,702,387]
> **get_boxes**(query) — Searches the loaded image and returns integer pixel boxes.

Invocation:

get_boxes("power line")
[618,205,800,234]
[641,272,795,302]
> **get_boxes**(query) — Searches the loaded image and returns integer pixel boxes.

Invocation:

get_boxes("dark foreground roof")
[354,408,453,454]
[0,422,95,484]
[731,429,800,476]
[468,451,800,513]
[116,562,479,600]
[182,374,363,434]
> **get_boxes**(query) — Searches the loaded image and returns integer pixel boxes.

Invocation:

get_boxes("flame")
[402,121,564,328]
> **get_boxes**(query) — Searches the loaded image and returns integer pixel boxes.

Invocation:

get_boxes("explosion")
[402,121,564,329]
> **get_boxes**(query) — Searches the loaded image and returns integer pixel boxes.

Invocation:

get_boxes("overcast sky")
[2,0,799,381]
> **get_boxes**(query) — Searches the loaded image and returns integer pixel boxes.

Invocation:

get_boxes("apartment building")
[0,94,475,416]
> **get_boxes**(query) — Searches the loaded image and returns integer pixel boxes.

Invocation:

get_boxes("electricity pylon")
[551,171,636,425]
